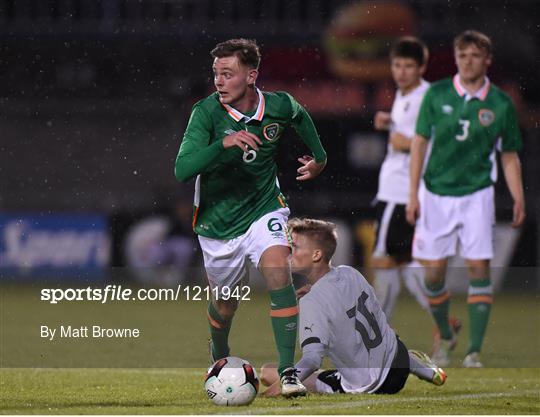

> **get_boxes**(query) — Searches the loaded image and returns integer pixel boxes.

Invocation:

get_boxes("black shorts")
[317,369,345,393]
[373,201,414,263]
[316,336,410,395]
[375,336,410,394]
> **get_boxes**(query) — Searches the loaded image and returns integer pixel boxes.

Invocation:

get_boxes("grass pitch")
[1,287,539,414]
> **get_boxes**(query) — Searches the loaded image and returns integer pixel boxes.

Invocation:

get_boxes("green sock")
[467,278,493,354]
[425,281,452,340]
[269,284,298,375]
[207,302,232,360]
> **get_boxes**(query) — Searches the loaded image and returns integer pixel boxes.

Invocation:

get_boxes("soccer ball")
[204,356,259,406]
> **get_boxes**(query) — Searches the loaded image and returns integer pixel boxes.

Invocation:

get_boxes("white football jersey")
[299,265,397,393]
[376,79,430,204]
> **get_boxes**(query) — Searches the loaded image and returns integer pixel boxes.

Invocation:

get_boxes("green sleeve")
[415,88,435,139]
[174,104,225,182]
[500,99,523,152]
[287,93,327,163]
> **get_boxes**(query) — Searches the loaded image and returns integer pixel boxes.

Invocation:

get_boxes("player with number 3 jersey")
[407,31,525,368]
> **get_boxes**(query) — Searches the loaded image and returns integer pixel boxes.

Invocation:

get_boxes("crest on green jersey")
[263,123,280,142]
[478,109,495,127]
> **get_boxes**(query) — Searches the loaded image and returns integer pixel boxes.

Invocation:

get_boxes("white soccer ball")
[204,356,259,406]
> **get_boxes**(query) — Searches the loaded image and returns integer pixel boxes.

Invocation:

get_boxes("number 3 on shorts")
[456,119,470,141]
[267,218,283,232]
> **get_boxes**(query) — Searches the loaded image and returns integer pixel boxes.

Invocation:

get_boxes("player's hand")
[297,155,326,181]
[222,131,262,152]
[374,111,391,131]
[262,381,281,397]
[296,284,312,299]
[512,200,525,228]
[406,196,420,225]
[389,132,411,152]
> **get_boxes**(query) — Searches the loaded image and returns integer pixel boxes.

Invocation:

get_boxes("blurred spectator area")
[1,0,538,268]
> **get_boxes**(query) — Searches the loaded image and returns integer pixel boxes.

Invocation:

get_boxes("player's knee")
[465,260,489,279]
[214,299,238,320]
[260,363,278,386]
[419,260,446,283]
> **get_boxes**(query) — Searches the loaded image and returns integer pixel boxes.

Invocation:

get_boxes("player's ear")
[247,69,258,85]
[312,249,323,263]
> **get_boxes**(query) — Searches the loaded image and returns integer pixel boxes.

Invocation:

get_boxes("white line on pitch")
[232,389,540,415]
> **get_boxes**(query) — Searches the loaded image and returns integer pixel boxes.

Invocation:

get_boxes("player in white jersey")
[260,218,446,396]
[372,36,432,320]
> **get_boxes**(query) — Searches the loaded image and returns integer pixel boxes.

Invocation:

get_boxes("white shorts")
[198,208,291,290]
[412,184,494,260]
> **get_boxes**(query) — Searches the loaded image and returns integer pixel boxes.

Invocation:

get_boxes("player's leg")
[419,258,457,366]
[381,202,430,313]
[249,208,305,397]
[374,337,410,394]
[372,256,401,320]
[459,186,495,368]
[400,259,430,311]
[199,235,246,362]
[412,185,459,365]
[208,297,238,361]
[259,244,305,396]
[372,201,402,320]
[408,350,446,386]
[464,259,491,367]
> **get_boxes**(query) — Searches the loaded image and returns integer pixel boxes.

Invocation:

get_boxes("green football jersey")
[175,89,327,239]
[416,75,522,196]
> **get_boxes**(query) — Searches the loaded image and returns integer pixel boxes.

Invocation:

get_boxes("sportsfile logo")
[40,285,252,304]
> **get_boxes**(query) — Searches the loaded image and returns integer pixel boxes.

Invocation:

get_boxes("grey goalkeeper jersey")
[298,265,397,393]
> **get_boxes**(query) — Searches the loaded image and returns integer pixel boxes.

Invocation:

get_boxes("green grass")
[1,368,538,414]
[1,286,539,414]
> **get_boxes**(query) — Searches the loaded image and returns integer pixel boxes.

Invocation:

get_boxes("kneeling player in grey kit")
[261,218,445,396]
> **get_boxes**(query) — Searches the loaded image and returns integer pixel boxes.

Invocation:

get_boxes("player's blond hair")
[454,30,492,55]
[288,218,338,262]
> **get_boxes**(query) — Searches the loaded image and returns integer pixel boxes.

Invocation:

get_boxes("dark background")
[1,0,539,271]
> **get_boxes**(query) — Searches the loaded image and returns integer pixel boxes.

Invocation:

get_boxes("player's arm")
[175,104,262,182]
[296,297,328,381]
[407,134,428,225]
[499,99,525,227]
[175,104,224,182]
[374,111,391,131]
[295,342,325,381]
[390,131,412,152]
[407,88,434,224]
[286,93,327,181]
[501,152,525,227]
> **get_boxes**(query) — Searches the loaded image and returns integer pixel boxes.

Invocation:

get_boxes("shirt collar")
[453,74,490,101]
[222,87,266,123]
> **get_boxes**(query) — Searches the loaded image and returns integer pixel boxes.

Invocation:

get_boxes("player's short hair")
[288,218,338,262]
[454,30,492,55]
[390,36,429,66]
[211,39,261,69]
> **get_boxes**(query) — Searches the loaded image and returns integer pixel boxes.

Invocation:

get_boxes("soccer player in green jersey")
[407,30,525,368]
[174,39,327,397]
